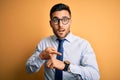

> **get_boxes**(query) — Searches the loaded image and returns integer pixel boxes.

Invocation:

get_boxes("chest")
[44,40,83,65]
[63,42,83,65]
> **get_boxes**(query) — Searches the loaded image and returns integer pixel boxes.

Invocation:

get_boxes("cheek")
[65,24,70,30]
[52,26,58,31]
[50,23,57,30]
[67,27,70,32]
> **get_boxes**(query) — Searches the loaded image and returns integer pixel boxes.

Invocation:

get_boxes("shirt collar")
[64,32,74,43]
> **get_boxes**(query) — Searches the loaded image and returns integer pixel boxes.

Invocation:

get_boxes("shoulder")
[36,35,55,50]
[39,35,55,43]
[73,35,94,51]
[72,34,92,48]
[72,34,89,44]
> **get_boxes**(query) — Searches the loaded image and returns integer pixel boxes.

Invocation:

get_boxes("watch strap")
[63,61,70,71]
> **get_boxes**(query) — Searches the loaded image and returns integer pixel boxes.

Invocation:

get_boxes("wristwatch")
[63,60,70,71]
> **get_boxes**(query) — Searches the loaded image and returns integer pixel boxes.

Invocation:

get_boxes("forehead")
[52,10,70,18]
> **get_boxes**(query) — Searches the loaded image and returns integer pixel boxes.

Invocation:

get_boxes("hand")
[46,57,65,70]
[39,47,61,60]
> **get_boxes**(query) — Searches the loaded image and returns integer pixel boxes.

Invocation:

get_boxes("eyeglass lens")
[51,17,70,25]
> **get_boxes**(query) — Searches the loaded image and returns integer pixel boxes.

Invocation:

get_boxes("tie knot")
[57,39,65,44]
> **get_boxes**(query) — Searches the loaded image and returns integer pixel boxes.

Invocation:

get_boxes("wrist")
[39,52,44,60]
[39,51,47,60]
[63,60,70,71]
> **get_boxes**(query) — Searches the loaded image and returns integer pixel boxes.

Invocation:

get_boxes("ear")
[49,20,52,28]
[69,19,72,25]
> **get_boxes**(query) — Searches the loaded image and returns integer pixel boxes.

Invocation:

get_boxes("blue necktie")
[55,39,65,80]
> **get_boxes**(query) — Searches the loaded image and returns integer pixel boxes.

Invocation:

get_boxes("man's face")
[50,10,71,39]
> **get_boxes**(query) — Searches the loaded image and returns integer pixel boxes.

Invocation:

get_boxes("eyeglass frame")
[51,16,71,25]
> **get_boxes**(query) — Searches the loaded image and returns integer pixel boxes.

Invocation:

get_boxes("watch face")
[63,60,70,71]
[64,60,70,64]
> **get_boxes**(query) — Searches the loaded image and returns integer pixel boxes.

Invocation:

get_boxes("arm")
[26,46,61,73]
[69,41,100,80]
[26,46,44,73]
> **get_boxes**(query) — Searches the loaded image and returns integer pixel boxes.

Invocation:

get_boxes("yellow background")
[0,0,120,80]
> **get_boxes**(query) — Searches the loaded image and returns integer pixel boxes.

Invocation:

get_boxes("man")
[26,3,100,80]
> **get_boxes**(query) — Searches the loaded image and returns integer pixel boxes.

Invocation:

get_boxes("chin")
[56,32,67,39]
[58,35,66,39]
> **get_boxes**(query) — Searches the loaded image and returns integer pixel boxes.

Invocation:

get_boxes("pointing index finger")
[51,51,62,56]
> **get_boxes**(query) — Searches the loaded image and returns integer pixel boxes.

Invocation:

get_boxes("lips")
[58,29,65,33]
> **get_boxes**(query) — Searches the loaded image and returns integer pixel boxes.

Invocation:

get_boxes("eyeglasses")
[51,17,71,25]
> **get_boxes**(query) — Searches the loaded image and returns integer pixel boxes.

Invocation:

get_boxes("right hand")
[39,47,61,60]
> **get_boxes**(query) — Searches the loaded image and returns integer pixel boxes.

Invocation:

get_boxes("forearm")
[26,52,44,73]
[69,64,100,80]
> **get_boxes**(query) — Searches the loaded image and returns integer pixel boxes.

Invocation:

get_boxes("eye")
[62,18,69,22]
[52,18,59,23]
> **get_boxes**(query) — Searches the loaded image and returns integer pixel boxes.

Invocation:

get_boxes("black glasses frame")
[51,17,71,25]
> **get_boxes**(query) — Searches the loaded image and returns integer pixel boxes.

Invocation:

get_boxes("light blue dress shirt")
[26,32,100,80]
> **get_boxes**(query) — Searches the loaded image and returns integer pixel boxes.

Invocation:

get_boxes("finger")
[49,58,55,69]
[49,63,54,69]
[51,51,62,55]
[46,60,52,68]
[46,60,54,69]
[51,47,56,51]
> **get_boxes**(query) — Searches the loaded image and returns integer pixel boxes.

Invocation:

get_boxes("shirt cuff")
[69,64,83,79]
[69,64,82,74]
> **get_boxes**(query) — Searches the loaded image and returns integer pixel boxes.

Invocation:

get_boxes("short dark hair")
[50,3,71,19]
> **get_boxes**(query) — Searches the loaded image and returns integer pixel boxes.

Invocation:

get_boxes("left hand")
[46,56,65,70]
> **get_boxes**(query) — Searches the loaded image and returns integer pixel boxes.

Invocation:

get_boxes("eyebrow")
[52,16,70,19]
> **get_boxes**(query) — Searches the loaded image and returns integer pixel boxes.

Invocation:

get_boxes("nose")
[58,20,63,28]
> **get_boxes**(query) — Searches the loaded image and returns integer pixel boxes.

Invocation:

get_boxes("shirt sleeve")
[26,42,45,73]
[69,41,100,80]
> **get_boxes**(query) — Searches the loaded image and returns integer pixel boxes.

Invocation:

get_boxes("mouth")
[58,29,65,33]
